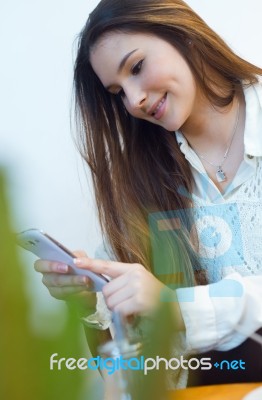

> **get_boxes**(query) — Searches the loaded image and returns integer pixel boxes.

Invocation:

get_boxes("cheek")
[144,67,168,89]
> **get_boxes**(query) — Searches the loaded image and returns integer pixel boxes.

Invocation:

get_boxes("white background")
[1,0,262,317]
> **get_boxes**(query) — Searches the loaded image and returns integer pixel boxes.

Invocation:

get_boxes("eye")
[131,59,144,75]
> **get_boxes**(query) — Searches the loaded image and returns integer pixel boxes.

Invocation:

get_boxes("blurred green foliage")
[131,304,176,400]
[0,168,184,399]
[0,170,93,400]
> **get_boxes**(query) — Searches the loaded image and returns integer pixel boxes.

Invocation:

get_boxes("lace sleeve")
[81,241,113,330]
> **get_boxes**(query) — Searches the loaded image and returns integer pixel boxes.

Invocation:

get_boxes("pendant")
[216,167,226,183]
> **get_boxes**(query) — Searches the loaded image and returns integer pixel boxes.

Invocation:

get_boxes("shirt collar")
[243,82,262,157]
[176,82,262,159]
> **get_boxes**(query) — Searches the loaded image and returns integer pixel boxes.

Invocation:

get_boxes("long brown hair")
[74,0,262,286]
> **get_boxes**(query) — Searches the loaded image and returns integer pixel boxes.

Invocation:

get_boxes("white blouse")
[83,83,262,357]
[175,82,262,352]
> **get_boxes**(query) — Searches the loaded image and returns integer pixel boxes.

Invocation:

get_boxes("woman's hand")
[74,257,166,317]
[34,251,96,314]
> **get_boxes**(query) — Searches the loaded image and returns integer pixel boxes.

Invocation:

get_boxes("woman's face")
[90,32,198,131]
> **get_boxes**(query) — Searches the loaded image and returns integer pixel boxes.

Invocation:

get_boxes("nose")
[124,84,147,111]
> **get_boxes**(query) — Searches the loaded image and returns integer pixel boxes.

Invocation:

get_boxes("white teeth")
[152,96,166,116]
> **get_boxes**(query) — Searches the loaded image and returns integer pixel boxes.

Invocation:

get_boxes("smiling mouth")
[151,93,167,116]
[150,93,167,119]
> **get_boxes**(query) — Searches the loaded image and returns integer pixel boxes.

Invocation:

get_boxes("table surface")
[171,383,262,400]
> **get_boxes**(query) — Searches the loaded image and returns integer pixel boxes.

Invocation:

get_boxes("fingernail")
[74,258,83,266]
[56,263,68,273]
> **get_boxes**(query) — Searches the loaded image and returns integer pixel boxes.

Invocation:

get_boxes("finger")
[48,286,89,300]
[42,273,90,288]
[34,251,88,273]
[102,267,143,297]
[105,285,134,310]
[73,250,88,258]
[113,298,138,317]
[34,260,68,274]
[74,257,137,278]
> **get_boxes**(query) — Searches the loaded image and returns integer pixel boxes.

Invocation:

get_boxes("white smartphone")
[16,228,109,292]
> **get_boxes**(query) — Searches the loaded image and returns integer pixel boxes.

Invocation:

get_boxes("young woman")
[35,0,262,387]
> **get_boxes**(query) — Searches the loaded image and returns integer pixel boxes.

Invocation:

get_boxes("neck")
[180,91,245,191]
[180,93,244,154]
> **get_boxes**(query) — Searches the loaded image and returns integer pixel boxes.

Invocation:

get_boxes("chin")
[162,121,181,132]
[150,117,180,132]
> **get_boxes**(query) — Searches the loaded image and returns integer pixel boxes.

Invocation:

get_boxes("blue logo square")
[149,203,244,281]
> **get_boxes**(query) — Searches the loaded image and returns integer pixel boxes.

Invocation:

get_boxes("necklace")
[191,99,240,183]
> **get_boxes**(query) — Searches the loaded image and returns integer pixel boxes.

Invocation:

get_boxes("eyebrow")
[106,48,139,91]
[118,49,139,72]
